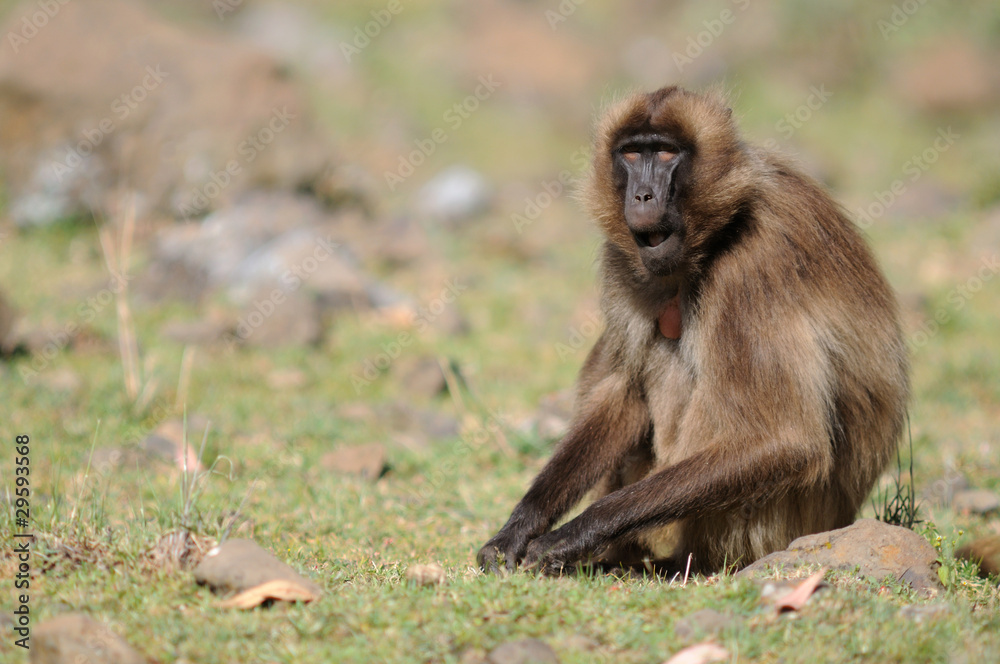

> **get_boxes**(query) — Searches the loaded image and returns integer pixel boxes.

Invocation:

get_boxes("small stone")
[321,443,387,480]
[487,638,560,664]
[405,562,446,586]
[418,166,492,225]
[395,355,448,399]
[238,290,323,348]
[161,318,230,345]
[673,608,734,640]
[952,489,1000,515]
[192,538,321,598]
[739,519,942,596]
[32,613,147,664]
[899,603,951,623]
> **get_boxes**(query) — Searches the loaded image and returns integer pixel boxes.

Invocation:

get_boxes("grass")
[2,0,1000,662]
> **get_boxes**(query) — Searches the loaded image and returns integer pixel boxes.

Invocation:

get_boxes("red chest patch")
[658,294,682,339]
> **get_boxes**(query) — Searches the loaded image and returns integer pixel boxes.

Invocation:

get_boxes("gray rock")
[394,355,448,399]
[321,443,387,481]
[192,538,321,597]
[234,289,323,348]
[418,166,491,224]
[739,519,943,596]
[487,639,560,664]
[32,613,147,664]
[952,489,1000,515]
[0,0,332,225]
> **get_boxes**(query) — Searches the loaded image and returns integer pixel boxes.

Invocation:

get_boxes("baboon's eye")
[657,151,677,162]
[623,152,639,163]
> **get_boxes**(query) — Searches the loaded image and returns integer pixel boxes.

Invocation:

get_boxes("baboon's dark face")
[612,133,686,276]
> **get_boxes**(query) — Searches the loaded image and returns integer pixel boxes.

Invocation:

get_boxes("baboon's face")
[612,132,687,276]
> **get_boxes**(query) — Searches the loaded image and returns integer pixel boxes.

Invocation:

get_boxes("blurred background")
[1,0,999,575]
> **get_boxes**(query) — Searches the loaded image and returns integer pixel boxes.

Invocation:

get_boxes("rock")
[899,603,951,623]
[673,608,734,640]
[161,317,231,346]
[32,613,148,664]
[321,443,387,480]
[956,535,1000,578]
[417,166,492,225]
[405,562,446,586]
[952,489,1000,515]
[235,289,323,348]
[487,639,560,664]
[383,402,461,449]
[0,0,332,225]
[192,538,321,597]
[394,355,448,399]
[738,519,943,596]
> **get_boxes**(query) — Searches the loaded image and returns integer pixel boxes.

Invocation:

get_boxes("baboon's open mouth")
[635,231,669,249]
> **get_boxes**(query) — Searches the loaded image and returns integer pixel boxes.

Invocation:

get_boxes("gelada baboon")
[478,86,909,575]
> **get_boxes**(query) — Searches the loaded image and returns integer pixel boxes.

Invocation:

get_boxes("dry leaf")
[217,579,319,609]
[662,642,730,664]
[774,569,827,613]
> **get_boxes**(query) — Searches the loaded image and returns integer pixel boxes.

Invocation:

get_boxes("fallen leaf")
[775,569,827,613]
[217,579,319,609]
[662,643,729,664]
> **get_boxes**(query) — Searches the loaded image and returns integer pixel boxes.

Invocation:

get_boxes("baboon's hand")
[522,523,593,576]
[477,527,533,574]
